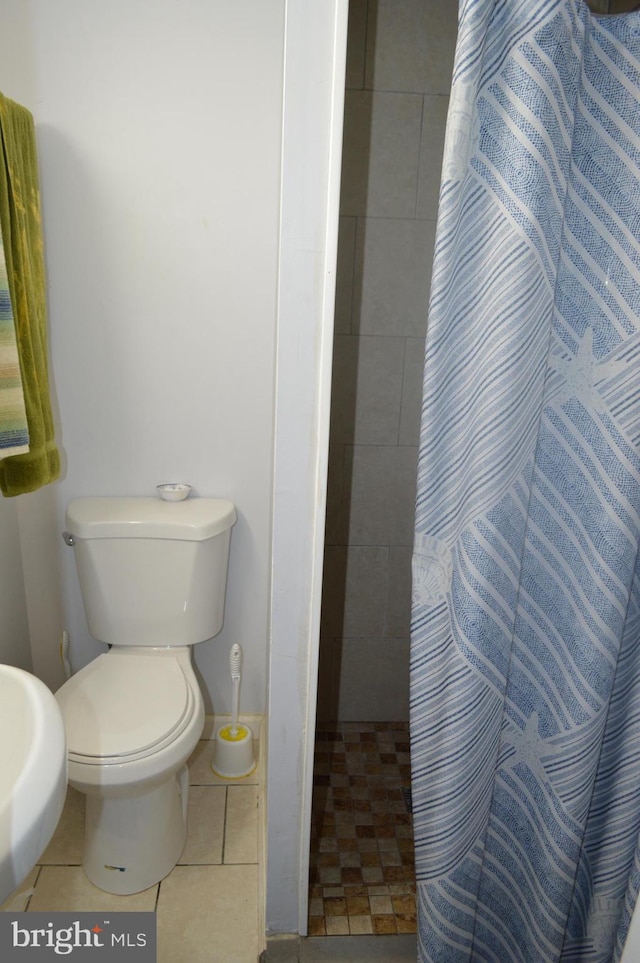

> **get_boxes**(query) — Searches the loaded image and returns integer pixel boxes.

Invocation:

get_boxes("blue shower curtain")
[410,1,640,960]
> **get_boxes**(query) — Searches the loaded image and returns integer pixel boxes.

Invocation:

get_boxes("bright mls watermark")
[0,913,156,961]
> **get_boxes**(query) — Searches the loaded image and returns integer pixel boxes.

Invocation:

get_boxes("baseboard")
[261,935,417,962]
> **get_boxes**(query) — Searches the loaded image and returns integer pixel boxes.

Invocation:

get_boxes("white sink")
[0,664,67,904]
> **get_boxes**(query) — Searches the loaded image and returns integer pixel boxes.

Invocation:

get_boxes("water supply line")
[60,630,72,678]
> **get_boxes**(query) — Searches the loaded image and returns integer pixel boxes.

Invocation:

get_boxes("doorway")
[310,0,458,938]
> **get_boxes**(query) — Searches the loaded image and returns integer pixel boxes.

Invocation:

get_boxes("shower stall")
[310,0,457,939]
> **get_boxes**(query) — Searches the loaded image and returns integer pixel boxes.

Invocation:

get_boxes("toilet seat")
[57,652,196,765]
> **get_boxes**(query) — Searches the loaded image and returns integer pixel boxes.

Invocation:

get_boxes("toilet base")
[82,766,189,894]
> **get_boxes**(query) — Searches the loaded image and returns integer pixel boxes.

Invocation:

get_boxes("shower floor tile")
[309,722,416,937]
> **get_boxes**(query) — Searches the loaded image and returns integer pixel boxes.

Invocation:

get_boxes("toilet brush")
[211,643,255,778]
[230,643,241,737]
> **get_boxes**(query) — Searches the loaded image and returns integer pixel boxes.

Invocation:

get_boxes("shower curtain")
[410,1,640,961]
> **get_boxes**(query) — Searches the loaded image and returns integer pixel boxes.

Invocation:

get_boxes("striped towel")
[0,237,28,458]
[0,93,59,496]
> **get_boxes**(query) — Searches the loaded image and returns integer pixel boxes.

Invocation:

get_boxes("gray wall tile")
[330,335,405,445]
[346,0,369,90]
[316,637,337,723]
[346,445,418,547]
[329,338,357,445]
[343,545,389,638]
[321,547,348,638]
[324,443,347,546]
[340,91,423,218]
[399,338,426,446]
[354,218,435,337]
[334,638,410,722]
[384,547,412,638]
[365,0,429,93]
[365,0,457,96]
[334,218,357,334]
[416,95,449,219]
[319,0,456,723]
[321,545,390,640]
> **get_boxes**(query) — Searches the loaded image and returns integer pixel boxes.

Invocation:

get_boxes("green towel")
[0,93,60,496]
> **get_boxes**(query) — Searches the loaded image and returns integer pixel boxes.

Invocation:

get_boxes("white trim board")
[265,0,349,937]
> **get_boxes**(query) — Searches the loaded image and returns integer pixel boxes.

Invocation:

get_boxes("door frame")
[265,0,349,937]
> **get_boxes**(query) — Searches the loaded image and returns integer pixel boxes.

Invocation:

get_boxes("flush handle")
[62,531,75,547]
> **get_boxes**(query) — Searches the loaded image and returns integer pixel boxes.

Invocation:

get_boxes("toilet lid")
[57,653,192,759]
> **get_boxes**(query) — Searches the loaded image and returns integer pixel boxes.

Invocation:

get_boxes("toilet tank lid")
[66,497,237,541]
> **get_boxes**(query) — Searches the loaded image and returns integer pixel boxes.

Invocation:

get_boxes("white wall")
[0,1,36,107]
[1,2,347,934]
[4,0,286,713]
[0,498,31,671]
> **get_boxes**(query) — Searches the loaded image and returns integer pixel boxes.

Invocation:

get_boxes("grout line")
[13,736,264,922]
[24,865,42,911]
[347,216,358,335]
[221,786,229,864]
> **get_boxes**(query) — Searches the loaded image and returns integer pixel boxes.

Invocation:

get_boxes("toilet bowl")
[57,647,204,894]
[55,496,236,895]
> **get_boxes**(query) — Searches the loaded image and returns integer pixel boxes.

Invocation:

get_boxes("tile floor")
[1,736,262,963]
[308,722,415,937]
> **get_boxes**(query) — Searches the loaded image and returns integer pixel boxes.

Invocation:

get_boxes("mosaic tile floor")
[309,722,416,937]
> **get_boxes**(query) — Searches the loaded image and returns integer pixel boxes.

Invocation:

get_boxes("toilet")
[55,495,236,895]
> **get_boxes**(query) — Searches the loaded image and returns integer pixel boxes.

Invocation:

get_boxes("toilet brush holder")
[212,723,255,779]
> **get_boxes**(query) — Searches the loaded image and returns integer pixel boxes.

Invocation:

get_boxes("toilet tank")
[65,497,237,647]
